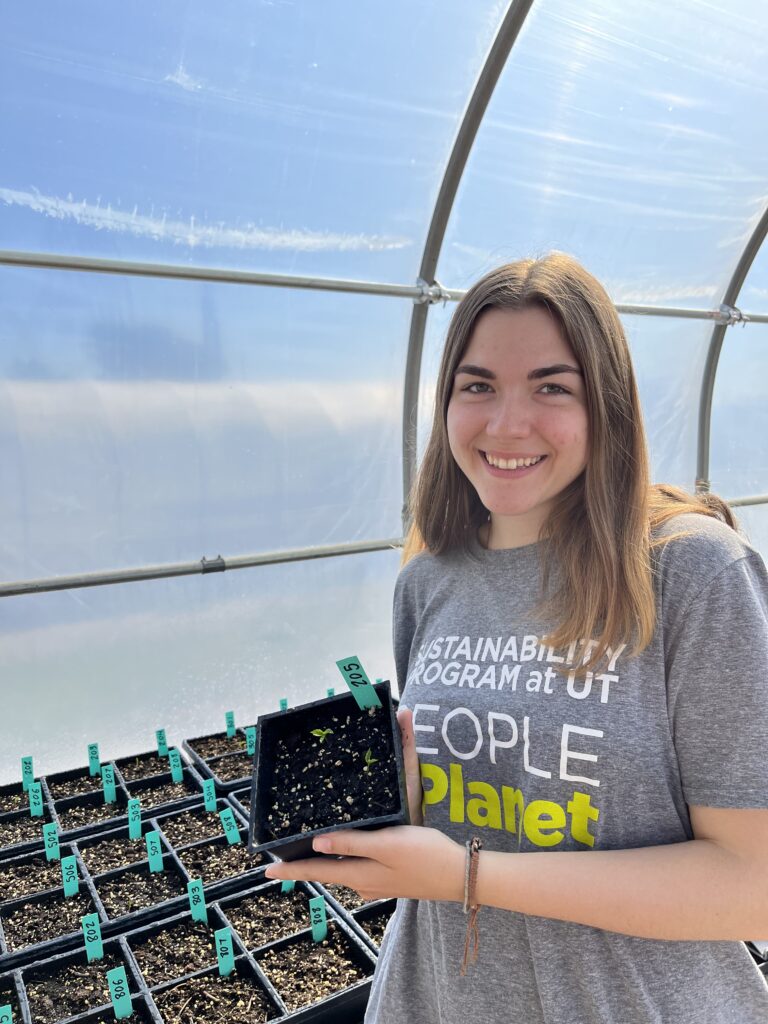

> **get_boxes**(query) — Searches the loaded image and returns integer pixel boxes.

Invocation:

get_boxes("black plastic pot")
[0,806,58,864]
[0,844,79,907]
[52,788,132,842]
[17,935,143,1024]
[172,829,270,901]
[306,881,395,956]
[247,681,408,862]
[114,749,187,787]
[147,954,283,1024]
[44,765,106,804]
[347,898,397,956]
[121,768,203,816]
[183,729,256,794]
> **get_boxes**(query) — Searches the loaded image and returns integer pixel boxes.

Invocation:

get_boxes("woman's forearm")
[476,839,765,940]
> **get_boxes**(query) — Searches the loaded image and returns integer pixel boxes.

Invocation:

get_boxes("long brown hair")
[403,253,737,674]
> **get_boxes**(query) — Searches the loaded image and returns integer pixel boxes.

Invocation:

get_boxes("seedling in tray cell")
[151,960,279,1024]
[21,941,135,1024]
[126,912,222,986]
[0,886,97,954]
[176,834,264,887]
[94,860,186,923]
[0,845,74,904]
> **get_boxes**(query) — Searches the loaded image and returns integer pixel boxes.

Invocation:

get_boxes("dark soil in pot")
[0,978,20,1021]
[47,772,102,801]
[1,890,95,951]
[0,811,52,849]
[96,865,186,918]
[156,809,223,847]
[323,884,369,911]
[126,779,191,809]
[0,852,72,902]
[356,907,393,947]
[188,733,245,759]
[208,753,252,783]
[79,834,147,874]
[152,970,274,1024]
[265,705,399,838]
[222,886,311,949]
[129,918,218,984]
[257,924,369,1012]
[56,799,122,831]
[177,840,262,885]
[0,784,29,813]
[116,752,171,782]
[24,950,125,1023]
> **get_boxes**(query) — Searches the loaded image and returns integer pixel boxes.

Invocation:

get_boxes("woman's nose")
[486,398,532,437]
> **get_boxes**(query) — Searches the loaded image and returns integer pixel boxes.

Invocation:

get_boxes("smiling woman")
[269,253,768,1024]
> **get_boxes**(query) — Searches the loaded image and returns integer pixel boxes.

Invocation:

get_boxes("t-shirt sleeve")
[665,551,768,807]
[392,561,420,698]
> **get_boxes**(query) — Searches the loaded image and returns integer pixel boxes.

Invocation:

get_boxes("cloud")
[164,63,203,92]
[0,186,410,253]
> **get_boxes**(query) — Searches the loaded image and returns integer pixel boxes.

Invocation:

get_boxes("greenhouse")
[1,1,767,1021]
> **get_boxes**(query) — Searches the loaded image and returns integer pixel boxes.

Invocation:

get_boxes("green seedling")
[310,728,334,744]
[363,748,379,770]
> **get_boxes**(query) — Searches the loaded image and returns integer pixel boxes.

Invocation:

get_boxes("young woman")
[265,253,768,1023]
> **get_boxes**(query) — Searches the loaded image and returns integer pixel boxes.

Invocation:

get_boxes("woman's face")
[446,305,589,548]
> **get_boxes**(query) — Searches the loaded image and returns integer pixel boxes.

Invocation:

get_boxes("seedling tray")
[0,968,24,1022]
[227,788,251,821]
[44,766,106,803]
[122,769,203,815]
[52,790,132,841]
[0,844,78,906]
[183,729,256,793]
[173,832,268,899]
[306,882,394,954]
[183,730,248,762]
[248,681,409,861]
[346,898,397,956]
[0,806,57,863]
[147,955,282,1024]
[115,750,187,786]
[151,799,237,849]
[0,782,45,817]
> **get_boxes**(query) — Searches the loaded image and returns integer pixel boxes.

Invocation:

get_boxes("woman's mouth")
[481,451,547,476]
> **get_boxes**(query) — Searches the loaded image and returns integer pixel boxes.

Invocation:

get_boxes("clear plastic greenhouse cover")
[1,0,766,783]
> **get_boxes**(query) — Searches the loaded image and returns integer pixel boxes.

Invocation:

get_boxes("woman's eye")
[540,383,569,395]
[462,381,492,394]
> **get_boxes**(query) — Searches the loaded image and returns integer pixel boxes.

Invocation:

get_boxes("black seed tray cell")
[173,832,268,897]
[250,915,377,1024]
[227,788,251,821]
[0,783,41,817]
[122,769,203,814]
[248,681,408,862]
[0,969,24,1023]
[44,766,105,803]
[0,860,104,972]
[62,994,156,1024]
[215,880,333,956]
[0,807,56,863]
[0,845,79,906]
[148,955,282,1024]
[90,840,189,934]
[122,904,243,991]
[152,798,244,850]
[183,730,248,763]
[19,936,143,1024]
[114,750,185,786]
[194,750,256,793]
[75,824,157,877]
[348,898,397,955]
[53,790,132,841]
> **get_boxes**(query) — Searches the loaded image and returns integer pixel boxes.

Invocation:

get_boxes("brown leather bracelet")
[461,836,482,976]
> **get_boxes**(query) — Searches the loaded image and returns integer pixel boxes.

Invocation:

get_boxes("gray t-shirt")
[365,513,768,1024]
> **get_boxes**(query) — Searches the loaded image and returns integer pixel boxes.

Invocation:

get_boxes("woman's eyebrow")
[454,363,582,380]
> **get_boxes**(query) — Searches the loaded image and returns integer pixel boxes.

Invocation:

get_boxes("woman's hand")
[397,706,424,826]
[263,825,464,903]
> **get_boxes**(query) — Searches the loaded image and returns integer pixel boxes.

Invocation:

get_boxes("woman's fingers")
[397,707,424,826]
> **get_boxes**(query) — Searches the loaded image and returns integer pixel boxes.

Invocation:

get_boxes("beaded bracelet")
[461,836,482,976]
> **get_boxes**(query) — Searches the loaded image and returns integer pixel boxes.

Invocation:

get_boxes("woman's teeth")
[484,453,545,470]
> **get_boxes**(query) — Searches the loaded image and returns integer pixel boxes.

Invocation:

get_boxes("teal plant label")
[28,781,44,818]
[168,747,183,783]
[279,698,288,711]
[202,778,217,812]
[188,878,208,923]
[326,688,335,697]
[107,966,133,1019]
[281,879,295,893]
[127,798,142,840]
[42,822,60,861]
[0,1004,12,1023]
[219,808,242,845]
[102,763,117,804]
[336,657,382,709]
[81,913,103,962]
[215,927,235,976]
[225,710,235,737]
[145,830,164,872]
[61,854,79,897]
[21,756,33,792]
[156,728,169,757]
[244,726,256,756]
[87,743,101,777]
[309,896,328,941]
